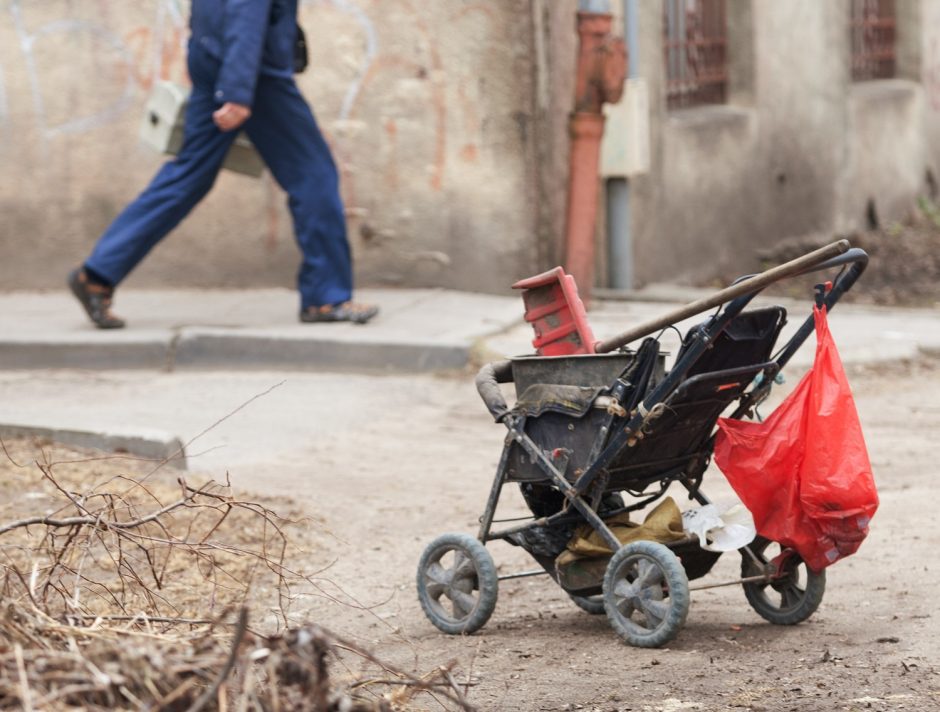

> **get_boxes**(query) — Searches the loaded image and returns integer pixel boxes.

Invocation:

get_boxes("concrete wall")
[922,0,940,188]
[0,0,559,294]
[5,0,939,296]
[615,0,940,288]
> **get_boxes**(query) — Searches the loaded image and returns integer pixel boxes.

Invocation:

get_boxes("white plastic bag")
[682,501,756,552]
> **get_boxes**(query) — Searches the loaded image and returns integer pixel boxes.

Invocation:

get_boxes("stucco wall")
[922,0,940,186]
[5,1,938,295]
[0,0,548,294]
[622,0,940,288]
[844,80,928,230]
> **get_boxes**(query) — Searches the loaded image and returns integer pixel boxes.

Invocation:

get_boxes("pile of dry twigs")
[0,605,473,710]
[0,439,475,711]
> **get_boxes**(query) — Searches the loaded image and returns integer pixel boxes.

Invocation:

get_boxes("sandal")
[300,301,378,325]
[67,268,126,329]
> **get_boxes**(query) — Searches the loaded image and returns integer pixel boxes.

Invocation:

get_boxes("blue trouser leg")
[85,54,237,285]
[243,75,353,310]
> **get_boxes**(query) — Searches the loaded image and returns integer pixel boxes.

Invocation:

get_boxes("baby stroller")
[416,240,870,647]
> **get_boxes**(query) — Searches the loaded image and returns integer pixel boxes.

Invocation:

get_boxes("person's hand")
[212,102,252,132]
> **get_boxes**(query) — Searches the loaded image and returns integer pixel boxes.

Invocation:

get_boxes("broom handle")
[594,239,850,354]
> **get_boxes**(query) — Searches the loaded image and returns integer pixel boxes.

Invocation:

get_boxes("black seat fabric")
[678,306,786,377]
[605,363,770,490]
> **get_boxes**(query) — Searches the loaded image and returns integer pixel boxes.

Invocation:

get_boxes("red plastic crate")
[512,266,596,356]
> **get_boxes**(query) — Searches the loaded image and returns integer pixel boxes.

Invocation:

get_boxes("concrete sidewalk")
[2,286,940,373]
[0,287,523,372]
[2,285,939,467]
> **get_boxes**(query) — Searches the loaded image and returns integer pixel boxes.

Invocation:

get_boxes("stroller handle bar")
[593,239,850,354]
[475,241,866,424]
[773,246,869,369]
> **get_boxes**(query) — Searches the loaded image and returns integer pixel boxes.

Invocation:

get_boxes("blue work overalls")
[86,0,352,310]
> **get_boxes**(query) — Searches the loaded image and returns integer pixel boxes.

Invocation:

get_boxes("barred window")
[850,0,896,81]
[663,0,728,110]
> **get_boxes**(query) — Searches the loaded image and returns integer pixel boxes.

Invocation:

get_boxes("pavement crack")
[166,330,182,372]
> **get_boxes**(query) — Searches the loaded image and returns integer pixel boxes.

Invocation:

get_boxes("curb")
[173,331,470,372]
[919,344,940,360]
[0,340,170,370]
[0,333,473,373]
[0,423,187,469]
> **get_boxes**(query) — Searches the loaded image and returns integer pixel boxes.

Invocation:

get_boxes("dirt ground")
[5,203,939,710]
[756,206,940,308]
[311,357,940,712]
[3,355,938,711]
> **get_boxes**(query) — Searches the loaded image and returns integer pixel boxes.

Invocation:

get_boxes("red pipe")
[563,10,627,304]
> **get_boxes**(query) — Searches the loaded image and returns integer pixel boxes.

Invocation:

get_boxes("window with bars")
[850,0,896,81]
[663,0,728,110]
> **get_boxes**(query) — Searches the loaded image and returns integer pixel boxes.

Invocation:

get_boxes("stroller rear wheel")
[742,536,826,625]
[603,541,690,648]
[569,594,605,615]
[416,533,498,635]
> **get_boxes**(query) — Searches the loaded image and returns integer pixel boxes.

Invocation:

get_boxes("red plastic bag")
[714,305,878,571]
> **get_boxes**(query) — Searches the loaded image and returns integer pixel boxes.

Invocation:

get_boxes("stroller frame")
[417,244,869,647]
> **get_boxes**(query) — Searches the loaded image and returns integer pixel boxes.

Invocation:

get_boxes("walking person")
[68,0,377,328]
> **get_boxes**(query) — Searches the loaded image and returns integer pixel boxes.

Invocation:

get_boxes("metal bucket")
[511,352,664,395]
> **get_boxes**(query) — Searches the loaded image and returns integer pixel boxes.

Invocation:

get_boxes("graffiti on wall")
[1,0,376,137]
[310,0,505,199]
[5,0,188,138]
[2,0,513,263]
[305,0,378,121]
[3,0,507,181]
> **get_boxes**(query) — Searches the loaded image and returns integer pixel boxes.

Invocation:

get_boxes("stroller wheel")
[603,541,690,648]
[741,536,826,625]
[416,533,498,635]
[568,594,605,615]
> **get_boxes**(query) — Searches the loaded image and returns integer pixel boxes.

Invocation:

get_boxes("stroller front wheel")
[416,533,498,635]
[603,540,690,648]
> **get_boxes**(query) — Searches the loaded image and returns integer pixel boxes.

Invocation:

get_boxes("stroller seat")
[604,361,773,491]
[505,306,787,494]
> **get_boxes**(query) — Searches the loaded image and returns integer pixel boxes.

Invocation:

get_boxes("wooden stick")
[14,644,33,712]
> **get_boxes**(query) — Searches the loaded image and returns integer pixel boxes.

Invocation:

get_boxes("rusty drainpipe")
[563,0,627,304]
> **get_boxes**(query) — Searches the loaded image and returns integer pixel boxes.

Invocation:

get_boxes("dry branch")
[0,440,477,711]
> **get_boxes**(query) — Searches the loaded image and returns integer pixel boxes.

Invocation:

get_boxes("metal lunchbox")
[139,80,265,178]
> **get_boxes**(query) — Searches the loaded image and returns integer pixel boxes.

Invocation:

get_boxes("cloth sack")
[555,497,687,591]
[557,496,685,564]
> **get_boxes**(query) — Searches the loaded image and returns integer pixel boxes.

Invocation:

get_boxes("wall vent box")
[601,77,651,178]
[139,80,265,178]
